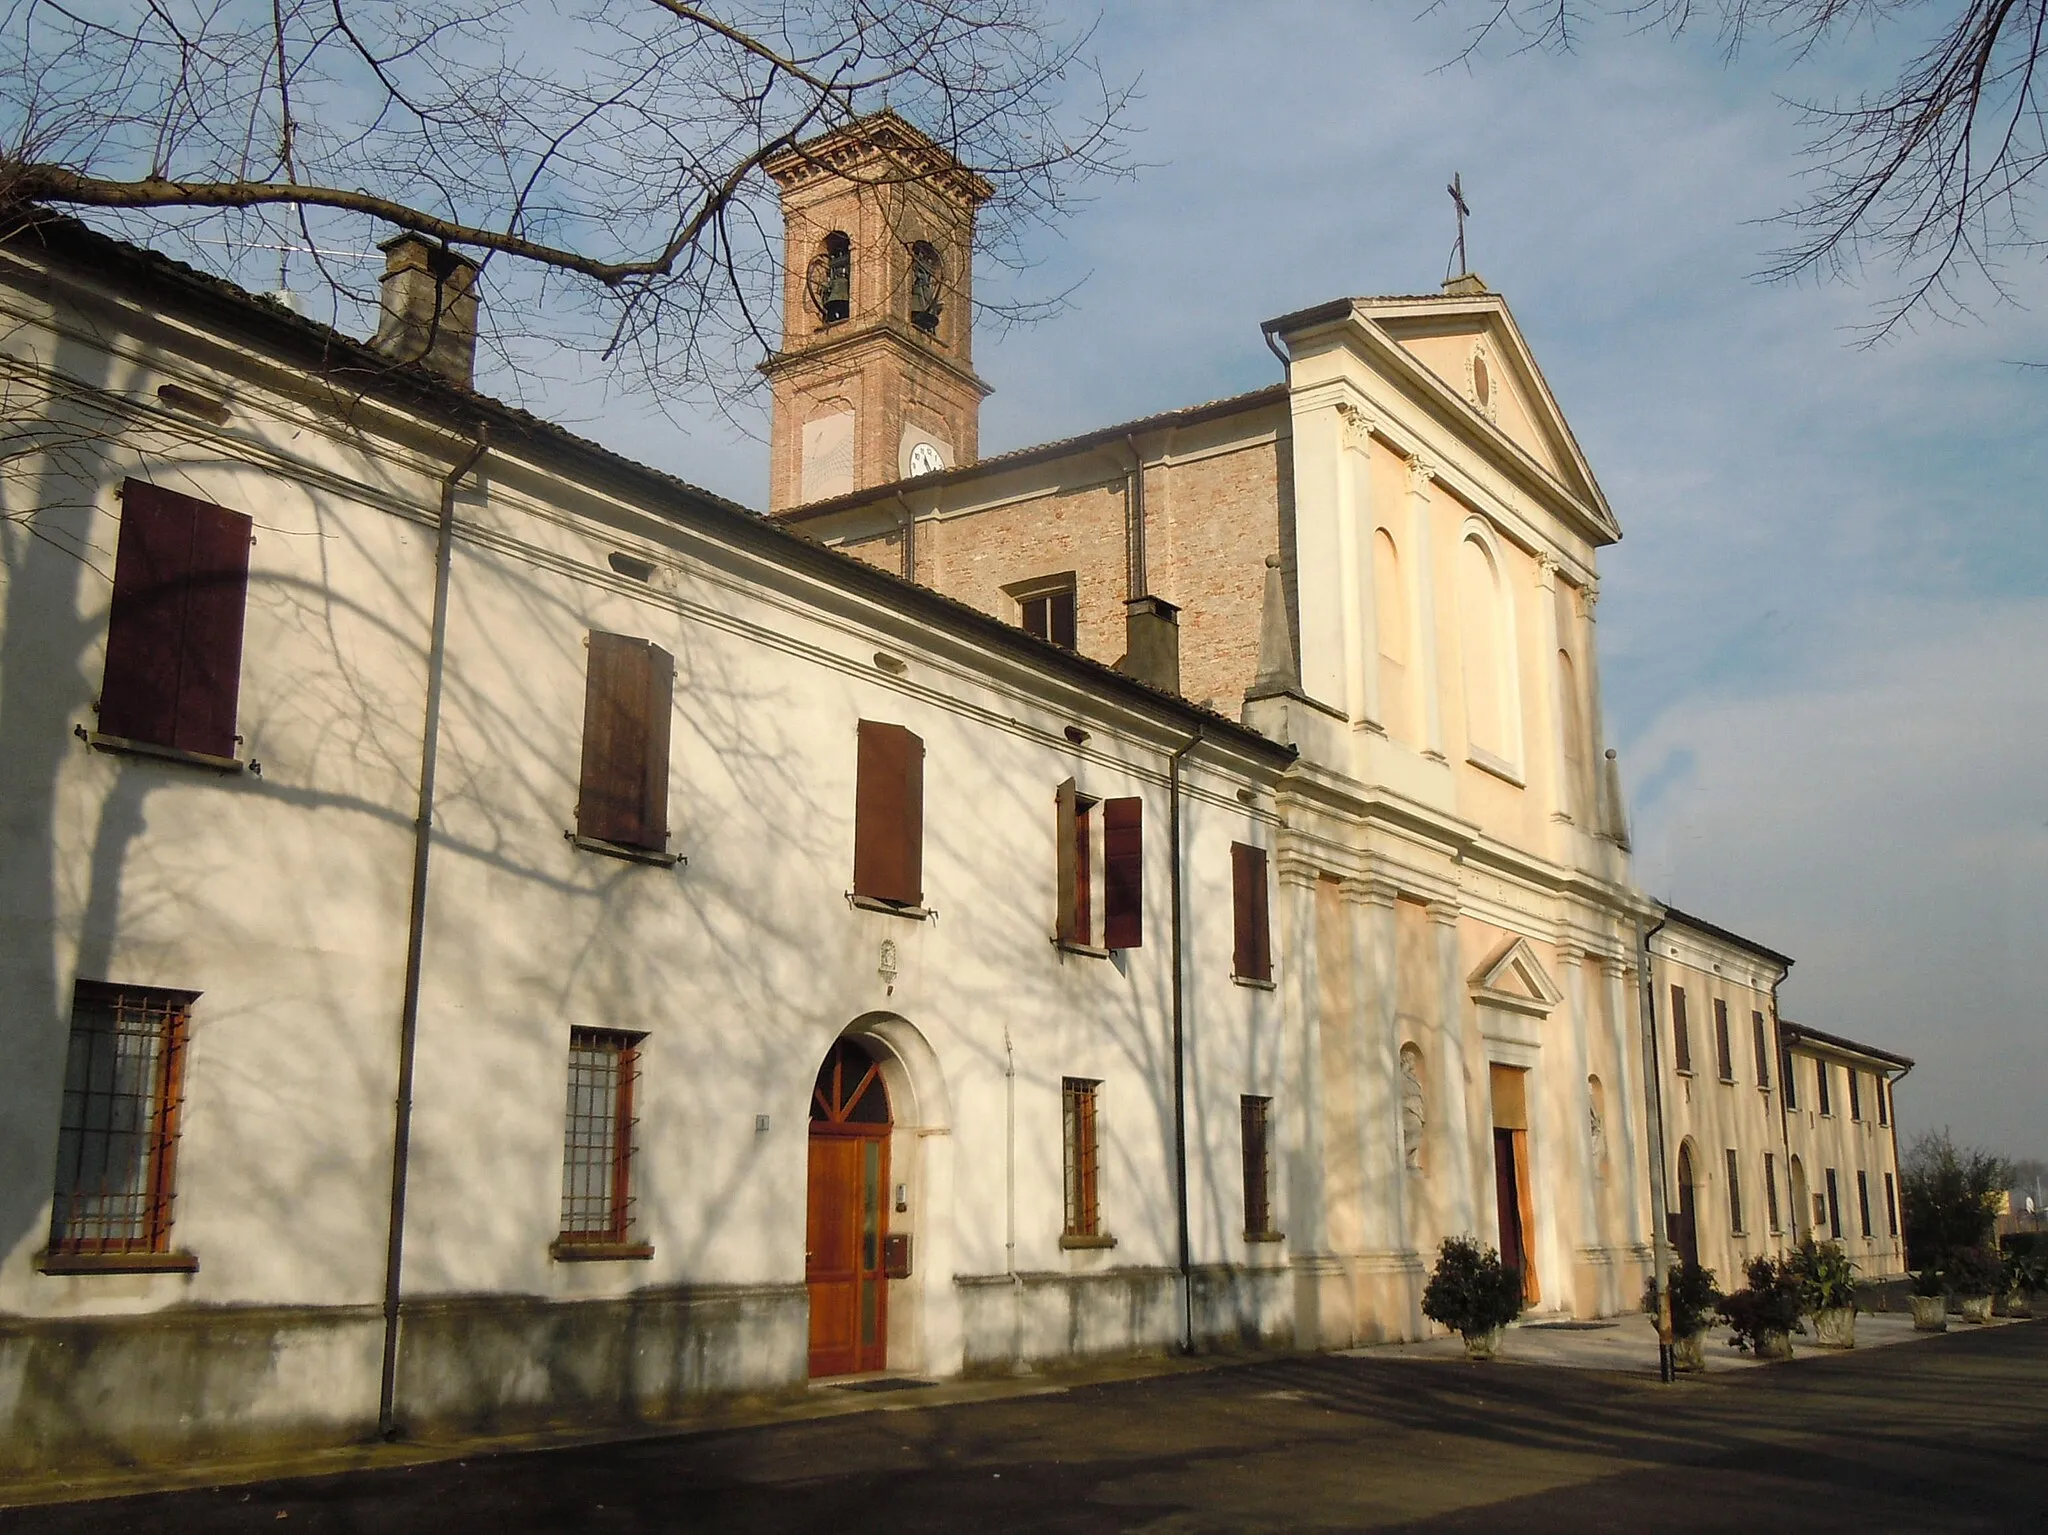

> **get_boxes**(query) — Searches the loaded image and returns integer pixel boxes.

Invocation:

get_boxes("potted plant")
[1948,1245,2002,1323]
[1644,1262,1721,1372]
[1422,1236,1525,1359]
[1996,1253,2041,1319]
[1909,1266,1948,1331]
[1793,1240,1859,1348]
[1717,1256,1804,1359]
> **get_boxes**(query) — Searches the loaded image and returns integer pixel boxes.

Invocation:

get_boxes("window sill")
[83,729,243,775]
[1718,1076,1736,1086]
[567,831,683,868]
[37,1249,199,1275]
[1466,747,1525,788]
[1054,938,1112,960]
[1674,1068,1694,1078]
[1059,1233,1118,1250]
[549,1239,654,1262]
[1243,1230,1286,1245]
[1231,973,1277,991]
[850,895,933,921]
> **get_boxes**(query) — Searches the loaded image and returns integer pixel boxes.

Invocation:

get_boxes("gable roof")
[1779,1021,1916,1073]
[1468,934,1566,1016]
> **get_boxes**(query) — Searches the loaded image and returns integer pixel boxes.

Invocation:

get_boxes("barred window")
[48,982,195,1258]
[1241,1095,1275,1238]
[556,1029,647,1254]
[1062,1077,1101,1239]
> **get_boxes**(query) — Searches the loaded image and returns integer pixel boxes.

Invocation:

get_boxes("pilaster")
[1427,898,1476,1235]
[1602,952,1649,1252]
[1405,456,1447,761]
[1343,875,1406,1259]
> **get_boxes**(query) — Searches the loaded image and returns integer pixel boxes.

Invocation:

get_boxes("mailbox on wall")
[883,1233,912,1278]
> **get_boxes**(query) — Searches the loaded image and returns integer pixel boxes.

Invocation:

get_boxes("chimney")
[1120,595,1181,695]
[372,233,480,387]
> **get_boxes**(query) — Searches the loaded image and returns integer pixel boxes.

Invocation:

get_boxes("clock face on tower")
[908,441,945,478]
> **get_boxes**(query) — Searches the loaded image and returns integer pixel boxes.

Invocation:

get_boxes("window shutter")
[100,480,250,756]
[579,631,671,850]
[1103,796,1143,950]
[1232,842,1271,981]
[1670,986,1691,1073]
[854,721,923,905]
[1055,778,1080,942]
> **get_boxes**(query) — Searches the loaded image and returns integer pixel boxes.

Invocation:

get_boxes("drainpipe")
[894,493,916,583]
[1123,435,1148,602]
[1169,726,1202,1354]
[378,424,489,1440]
[1636,911,1674,1383]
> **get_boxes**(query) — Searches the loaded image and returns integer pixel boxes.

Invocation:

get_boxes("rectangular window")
[1020,584,1078,649]
[1847,1069,1863,1122]
[853,720,925,906]
[1062,1078,1101,1239]
[1102,798,1143,950]
[1752,1012,1771,1090]
[1670,985,1692,1073]
[1764,1152,1781,1234]
[1857,1171,1873,1238]
[1877,1078,1890,1127]
[1885,1172,1899,1236]
[577,631,675,853]
[1230,842,1272,982]
[1816,1060,1833,1116]
[1055,780,1094,944]
[1726,1148,1745,1235]
[98,479,252,760]
[47,982,195,1260]
[555,1029,648,1254]
[1241,1095,1275,1238]
[1825,1168,1842,1239]
[1713,999,1734,1082]
[1782,1049,1798,1109]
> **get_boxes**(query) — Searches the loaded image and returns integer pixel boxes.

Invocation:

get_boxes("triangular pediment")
[1468,935,1565,1017]
[1353,294,1619,542]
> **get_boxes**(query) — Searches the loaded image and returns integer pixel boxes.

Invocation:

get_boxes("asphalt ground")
[4,1321,2041,1533]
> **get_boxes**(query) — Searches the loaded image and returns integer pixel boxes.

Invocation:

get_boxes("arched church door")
[807,1037,891,1376]
[1674,1143,1700,1269]
[1789,1157,1809,1245]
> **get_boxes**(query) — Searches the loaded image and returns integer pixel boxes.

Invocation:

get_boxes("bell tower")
[764,111,992,513]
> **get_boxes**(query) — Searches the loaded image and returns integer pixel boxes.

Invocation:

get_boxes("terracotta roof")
[1779,1021,1916,1073]
[772,383,1289,524]
[0,206,1292,764]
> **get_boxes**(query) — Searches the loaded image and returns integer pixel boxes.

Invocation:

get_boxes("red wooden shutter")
[1103,797,1142,950]
[1055,778,1080,942]
[100,480,250,756]
[578,631,672,850]
[854,721,923,905]
[1232,842,1271,981]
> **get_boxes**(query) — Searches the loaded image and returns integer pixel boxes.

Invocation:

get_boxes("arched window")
[1457,531,1511,761]
[1558,649,1587,818]
[909,241,943,333]
[1373,528,1412,742]
[808,231,852,323]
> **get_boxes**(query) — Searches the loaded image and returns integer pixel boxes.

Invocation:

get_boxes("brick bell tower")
[764,111,993,513]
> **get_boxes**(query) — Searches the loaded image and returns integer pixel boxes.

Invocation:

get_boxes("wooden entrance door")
[807,1038,891,1377]
[1674,1144,1700,1269]
[1493,1128,1527,1279]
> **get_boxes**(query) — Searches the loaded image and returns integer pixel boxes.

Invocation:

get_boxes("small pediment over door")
[1468,935,1564,1018]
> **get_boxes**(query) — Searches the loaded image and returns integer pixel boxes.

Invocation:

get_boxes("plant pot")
[1910,1295,1948,1332]
[1754,1329,1794,1360]
[1462,1328,1502,1360]
[1673,1332,1707,1373]
[1958,1294,1994,1324]
[1811,1307,1856,1349]
[1993,1290,2033,1319]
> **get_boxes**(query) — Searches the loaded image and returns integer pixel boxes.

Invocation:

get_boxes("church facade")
[0,115,1912,1480]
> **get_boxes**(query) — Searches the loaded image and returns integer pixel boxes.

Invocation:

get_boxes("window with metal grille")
[1241,1095,1275,1238]
[1764,1152,1781,1234]
[1885,1172,1899,1236]
[556,1029,646,1252]
[47,982,195,1258]
[1670,986,1692,1073]
[1726,1148,1744,1235]
[1857,1171,1873,1238]
[1062,1077,1101,1239]
[1713,999,1734,1082]
[1752,1011,1771,1090]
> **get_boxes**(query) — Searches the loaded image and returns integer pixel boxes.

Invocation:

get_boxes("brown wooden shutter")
[1055,778,1080,943]
[1670,986,1692,1073]
[854,721,923,905]
[100,480,250,756]
[1232,842,1271,981]
[578,631,672,850]
[1103,796,1142,950]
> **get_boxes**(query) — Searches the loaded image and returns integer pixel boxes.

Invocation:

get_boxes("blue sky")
[508,3,2047,1158]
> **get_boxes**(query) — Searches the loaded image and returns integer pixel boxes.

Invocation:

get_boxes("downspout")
[1169,726,1203,1354]
[1886,1058,1912,1266]
[1123,435,1148,602]
[378,423,489,1440]
[1635,910,1675,1383]
[894,493,916,583]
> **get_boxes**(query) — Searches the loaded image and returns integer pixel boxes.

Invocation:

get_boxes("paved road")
[6,1323,2042,1532]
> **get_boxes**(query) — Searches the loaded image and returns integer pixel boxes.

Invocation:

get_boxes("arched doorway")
[1674,1142,1700,1269]
[1788,1156,1809,1246]
[807,1036,892,1377]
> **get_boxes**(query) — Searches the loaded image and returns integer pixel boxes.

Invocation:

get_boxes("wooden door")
[807,1039,891,1377]
[1674,1145,1700,1269]
[1493,1128,1527,1280]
